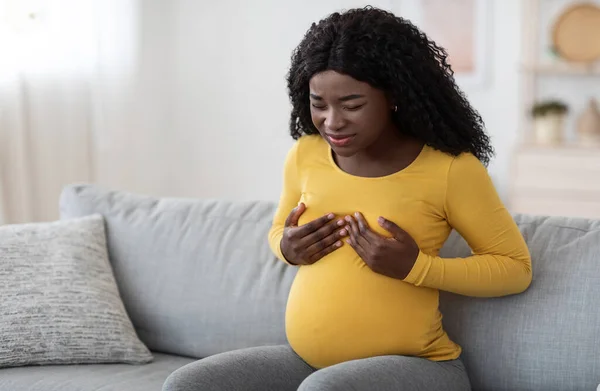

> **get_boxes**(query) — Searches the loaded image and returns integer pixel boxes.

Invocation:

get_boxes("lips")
[326,134,356,147]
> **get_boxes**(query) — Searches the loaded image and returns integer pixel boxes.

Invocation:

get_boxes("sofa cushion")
[59,184,297,359]
[0,352,193,391]
[439,214,600,391]
[0,214,152,368]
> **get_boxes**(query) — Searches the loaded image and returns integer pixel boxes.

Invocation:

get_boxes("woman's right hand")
[280,203,347,265]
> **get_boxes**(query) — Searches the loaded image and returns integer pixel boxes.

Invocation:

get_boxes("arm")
[403,153,532,297]
[268,142,301,263]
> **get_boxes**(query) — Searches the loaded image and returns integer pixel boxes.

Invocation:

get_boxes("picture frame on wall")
[391,0,491,88]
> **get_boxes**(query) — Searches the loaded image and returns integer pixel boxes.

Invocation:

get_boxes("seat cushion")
[439,214,600,391]
[0,353,193,391]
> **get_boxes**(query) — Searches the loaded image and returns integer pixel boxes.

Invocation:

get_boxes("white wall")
[169,0,400,201]
[460,0,523,201]
[93,0,177,197]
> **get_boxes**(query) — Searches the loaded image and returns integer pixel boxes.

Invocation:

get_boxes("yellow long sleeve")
[403,153,532,297]
[268,142,301,263]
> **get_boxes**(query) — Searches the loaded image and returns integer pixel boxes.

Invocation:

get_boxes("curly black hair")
[286,6,494,165]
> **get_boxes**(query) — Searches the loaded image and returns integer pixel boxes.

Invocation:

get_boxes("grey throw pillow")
[0,214,153,368]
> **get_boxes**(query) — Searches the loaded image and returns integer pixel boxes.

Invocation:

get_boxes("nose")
[323,108,345,132]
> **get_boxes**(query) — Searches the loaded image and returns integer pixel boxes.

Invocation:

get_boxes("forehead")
[309,70,372,96]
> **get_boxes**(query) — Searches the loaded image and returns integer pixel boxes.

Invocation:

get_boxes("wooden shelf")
[517,142,600,152]
[509,146,600,219]
[521,62,600,75]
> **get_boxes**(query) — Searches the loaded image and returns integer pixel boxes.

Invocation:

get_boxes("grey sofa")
[1,183,599,391]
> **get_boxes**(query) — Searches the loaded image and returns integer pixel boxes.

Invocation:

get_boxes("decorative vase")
[577,98,600,146]
[534,114,564,145]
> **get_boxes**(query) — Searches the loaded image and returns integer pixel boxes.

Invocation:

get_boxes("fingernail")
[339,229,347,236]
[328,213,335,219]
[337,220,344,226]
[345,239,351,244]
[378,217,384,224]
[345,216,352,222]
[336,241,342,247]
[354,212,360,217]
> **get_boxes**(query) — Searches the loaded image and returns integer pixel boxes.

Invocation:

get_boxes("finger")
[296,212,335,237]
[305,225,348,255]
[353,212,381,242]
[345,215,370,250]
[345,235,369,261]
[307,239,343,264]
[378,217,406,241]
[345,215,362,244]
[346,216,369,259]
[301,218,345,248]
[284,203,306,227]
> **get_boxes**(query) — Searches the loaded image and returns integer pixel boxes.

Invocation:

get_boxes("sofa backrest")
[59,184,297,359]
[60,184,600,391]
[439,214,600,391]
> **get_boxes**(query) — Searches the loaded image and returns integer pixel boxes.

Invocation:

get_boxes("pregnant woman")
[164,6,531,391]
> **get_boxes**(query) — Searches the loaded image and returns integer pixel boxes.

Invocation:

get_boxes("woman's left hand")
[345,212,420,280]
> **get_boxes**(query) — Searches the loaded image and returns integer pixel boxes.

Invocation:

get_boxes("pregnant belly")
[285,248,445,369]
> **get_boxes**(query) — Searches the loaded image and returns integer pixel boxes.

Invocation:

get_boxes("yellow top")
[268,135,532,369]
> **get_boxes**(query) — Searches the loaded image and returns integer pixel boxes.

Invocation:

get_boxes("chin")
[330,145,359,158]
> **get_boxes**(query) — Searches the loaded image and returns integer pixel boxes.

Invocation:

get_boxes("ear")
[384,93,397,112]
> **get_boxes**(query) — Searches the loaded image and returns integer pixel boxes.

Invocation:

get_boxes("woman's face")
[309,70,395,157]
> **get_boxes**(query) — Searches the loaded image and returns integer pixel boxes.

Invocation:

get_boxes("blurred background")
[0,0,599,225]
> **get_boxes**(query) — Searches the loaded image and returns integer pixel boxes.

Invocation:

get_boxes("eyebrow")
[309,93,365,102]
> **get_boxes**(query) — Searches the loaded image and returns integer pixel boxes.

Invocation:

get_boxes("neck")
[360,126,406,161]
[334,127,424,177]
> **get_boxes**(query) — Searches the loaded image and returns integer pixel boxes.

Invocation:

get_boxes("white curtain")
[0,0,139,224]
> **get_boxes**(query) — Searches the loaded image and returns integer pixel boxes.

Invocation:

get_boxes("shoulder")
[443,151,494,196]
[283,134,327,171]
[287,134,327,161]
[295,134,327,153]
[448,152,489,178]
[417,145,459,177]
[419,147,490,186]
[423,146,483,169]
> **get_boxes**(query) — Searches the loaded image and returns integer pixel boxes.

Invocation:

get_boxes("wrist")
[402,250,429,284]
[280,240,299,265]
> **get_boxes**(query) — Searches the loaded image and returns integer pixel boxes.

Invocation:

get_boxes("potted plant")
[530,100,568,145]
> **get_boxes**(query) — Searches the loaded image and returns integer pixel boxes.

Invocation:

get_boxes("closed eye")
[311,103,365,111]
[344,104,364,111]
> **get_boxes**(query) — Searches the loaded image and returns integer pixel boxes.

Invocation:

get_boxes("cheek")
[353,109,390,140]
[310,110,324,127]
[352,108,380,128]
[362,106,391,128]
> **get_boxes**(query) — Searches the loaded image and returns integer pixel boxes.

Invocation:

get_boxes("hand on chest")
[297,180,443,240]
